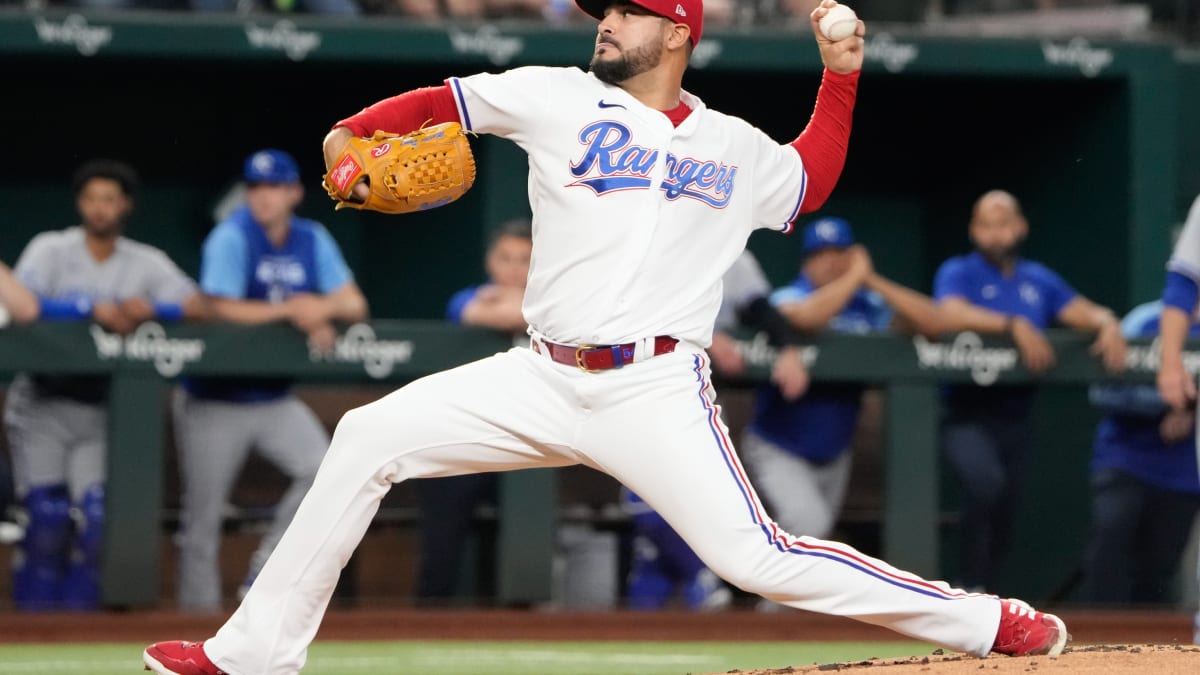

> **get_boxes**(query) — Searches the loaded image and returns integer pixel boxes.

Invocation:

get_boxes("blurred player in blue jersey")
[173,150,368,611]
[935,190,1126,592]
[1155,191,1200,643]
[1083,300,1200,605]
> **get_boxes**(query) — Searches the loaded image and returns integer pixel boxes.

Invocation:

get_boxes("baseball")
[819,3,858,42]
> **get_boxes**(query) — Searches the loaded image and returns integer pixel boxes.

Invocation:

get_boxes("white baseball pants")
[206,345,1001,674]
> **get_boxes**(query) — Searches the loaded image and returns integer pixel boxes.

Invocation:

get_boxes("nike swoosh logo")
[598,100,626,110]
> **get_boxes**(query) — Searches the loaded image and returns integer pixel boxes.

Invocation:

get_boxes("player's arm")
[787,2,863,214]
[332,85,460,139]
[940,296,1057,372]
[283,284,369,338]
[460,285,527,333]
[718,298,810,400]
[1088,304,1162,414]
[329,282,368,322]
[1158,272,1197,409]
[10,233,87,321]
[179,292,210,321]
[777,246,869,332]
[935,297,1010,334]
[207,296,290,324]
[1158,196,1200,408]
[0,260,39,324]
[1057,296,1125,373]
[724,252,801,347]
[1056,296,1119,333]
[737,297,805,347]
[134,251,211,323]
[296,226,369,327]
[862,273,941,338]
[323,85,462,202]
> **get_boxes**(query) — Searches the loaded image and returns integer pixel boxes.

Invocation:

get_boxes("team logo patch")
[815,220,840,241]
[568,121,737,208]
[371,142,392,158]
[329,154,362,193]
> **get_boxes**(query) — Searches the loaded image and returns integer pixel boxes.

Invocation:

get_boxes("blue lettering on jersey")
[568,121,737,208]
[255,256,308,304]
[236,212,320,303]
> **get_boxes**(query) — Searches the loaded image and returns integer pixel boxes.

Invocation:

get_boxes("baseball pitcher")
[146,3,1067,673]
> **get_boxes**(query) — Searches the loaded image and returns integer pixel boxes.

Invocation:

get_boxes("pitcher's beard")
[590,41,663,85]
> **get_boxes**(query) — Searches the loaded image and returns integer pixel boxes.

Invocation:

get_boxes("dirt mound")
[718,644,1200,674]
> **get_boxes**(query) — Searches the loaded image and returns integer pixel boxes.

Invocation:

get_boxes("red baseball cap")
[575,0,703,48]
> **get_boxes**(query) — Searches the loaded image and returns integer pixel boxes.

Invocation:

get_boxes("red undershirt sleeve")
[790,68,859,214]
[333,84,461,137]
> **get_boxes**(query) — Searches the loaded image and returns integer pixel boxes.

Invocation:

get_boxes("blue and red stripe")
[448,77,474,132]
[689,353,973,601]
[778,162,809,234]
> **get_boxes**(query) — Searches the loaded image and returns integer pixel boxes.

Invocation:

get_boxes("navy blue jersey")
[934,252,1078,416]
[1089,301,1200,494]
[933,252,1076,328]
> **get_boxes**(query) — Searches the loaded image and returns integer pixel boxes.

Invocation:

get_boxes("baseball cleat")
[143,640,227,675]
[990,598,1068,656]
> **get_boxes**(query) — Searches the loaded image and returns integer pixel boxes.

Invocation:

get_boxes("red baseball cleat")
[991,598,1068,656]
[143,641,228,675]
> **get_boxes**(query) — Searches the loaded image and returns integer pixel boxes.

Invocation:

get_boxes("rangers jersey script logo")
[568,121,737,208]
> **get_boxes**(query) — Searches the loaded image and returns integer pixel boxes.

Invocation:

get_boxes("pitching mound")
[713,644,1200,674]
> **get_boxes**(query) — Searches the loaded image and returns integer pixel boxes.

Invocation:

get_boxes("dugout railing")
[0,321,1185,608]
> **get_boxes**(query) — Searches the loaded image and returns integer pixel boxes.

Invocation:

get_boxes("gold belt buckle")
[574,344,599,372]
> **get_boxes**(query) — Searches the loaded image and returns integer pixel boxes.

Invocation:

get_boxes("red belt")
[535,336,678,372]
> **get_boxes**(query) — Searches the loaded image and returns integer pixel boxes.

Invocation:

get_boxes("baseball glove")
[322,122,476,214]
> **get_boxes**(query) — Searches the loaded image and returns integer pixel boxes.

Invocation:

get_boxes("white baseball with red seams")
[819,3,858,41]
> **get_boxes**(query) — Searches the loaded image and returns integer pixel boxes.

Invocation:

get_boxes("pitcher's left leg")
[584,351,1000,656]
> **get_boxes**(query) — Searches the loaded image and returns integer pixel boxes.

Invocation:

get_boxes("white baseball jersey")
[14,226,197,308]
[449,66,807,347]
[1168,193,1200,319]
[199,67,1010,675]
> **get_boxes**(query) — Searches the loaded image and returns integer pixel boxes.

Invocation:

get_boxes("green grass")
[0,640,933,674]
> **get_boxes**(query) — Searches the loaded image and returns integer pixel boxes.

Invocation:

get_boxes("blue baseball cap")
[802,217,855,254]
[244,149,300,185]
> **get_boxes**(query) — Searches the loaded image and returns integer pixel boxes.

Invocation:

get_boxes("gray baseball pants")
[3,375,105,501]
[739,426,852,540]
[172,389,327,612]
